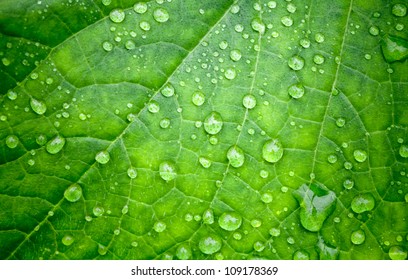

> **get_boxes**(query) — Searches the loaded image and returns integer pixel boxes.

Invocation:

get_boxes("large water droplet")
[159,161,177,181]
[46,135,65,154]
[95,150,110,164]
[109,9,125,23]
[62,235,74,246]
[369,26,380,36]
[288,83,305,99]
[353,149,367,162]
[204,112,223,135]
[134,2,147,14]
[392,3,407,17]
[199,234,222,255]
[218,212,242,231]
[351,229,365,245]
[153,8,169,23]
[230,49,242,61]
[269,227,280,237]
[262,139,284,163]
[251,18,265,34]
[224,68,237,80]
[389,246,407,260]
[148,101,160,113]
[176,244,192,260]
[227,145,245,168]
[281,16,293,27]
[351,193,375,213]
[242,94,257,109]
[192,91,205,106]
[381,34,408,63]
[293,250,309,260]
[293,183,337,232]
[7,90,17,100]
[5,135,19,149]
[153,221,166,233]
[399,145,408,158]
[64,183,82,202]
[30,98,47,115]
[161,83,175,97]
[288,55,305,70]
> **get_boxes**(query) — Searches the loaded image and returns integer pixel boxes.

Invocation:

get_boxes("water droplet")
[288,83,305,99]
[251,18,265,34]
[343,179,354,190]
[287,3,297,13]
[369,26,380,36]
[30,98,47,115]
[315,33,325,43]
[139,21,151,31]
[127,167,137,179]
[253,241,265,252]
[233,232,242,240]
[242,94,256,109]
[399,145,408,158]
[134,2,147,14]
[293,183,337,232]
[293,250,309,260]
[288,55,305,70]
[218,212,242,231]
[250,219,262,228]
[287,237,295,244]
[192,91,205,106]
[230,49,242,61]
[351,193,375,213]
[262,139,284,163]
[95,150,110,164]
[161,83,174,97]
[261,192,273,203]
[64,183,82,202]
[351,229,365,245]
[389,246,407,260]
[353,149,368,163]
[98,244,107,255]
[199,157,211,168]
[199,234,222,254]
[281,16,293,27]
[224,68,236,80]
[2,57,10,66]
[269,227,281,237]
[153,8,169,23]
[299,38,311,48]
[5,135,19,149]
[46,135,65,154]
[176,244,192,260]
[159,118,170,129]
[219,40,228,50]
[268,1,277,9]
[234,24,244,33]
[93,206,104,217]
[313,54,325,64]
[62,235,74,246]
[327,154,338,164]
[204,112,223,135]
[344,161,353,170]
[7,90,17,100]
[392,3,407,17]
[159,161,177,182]
[259,169,268,178]
[381,34,408,63]
[336,117,346,127]
[125,40,135,50]
[153,221,166,233]
[147,101,160,113]
[396,23,405,31]
[227,145,245,168]
[109,9,125,23]
[102,0,111,6]
[202,209,214,224]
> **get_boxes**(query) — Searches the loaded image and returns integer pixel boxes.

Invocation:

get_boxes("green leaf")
[0,0,407,260]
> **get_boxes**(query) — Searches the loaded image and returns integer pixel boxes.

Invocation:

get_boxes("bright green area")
[0,0,407,260]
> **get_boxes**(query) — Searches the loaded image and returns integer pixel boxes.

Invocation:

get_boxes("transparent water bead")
[204,112,223,135]
[351,193,375,213]
[5,135,19,149]
[242,94,257,109]
[288,55,305,70]
[159,161,177,181]
[134,2,147,14]
[227,145,245,168]
[218,212,242,231]
[109,9,125,23]
[153,8,169,23]
[288,83,305,99]
[262,139,284,163]
[351,229,365,245]
[95,150,110,164]
[64,183,82,202]
[199,234,222,254]
[30,98,47,115]
[46,135,65,154]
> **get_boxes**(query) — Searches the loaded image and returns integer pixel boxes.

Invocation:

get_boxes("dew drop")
[218,212,242,231]
[109,9,125,23]
[199,234,222,255]
[281,16,293,27]
[7,90,17,100]
[134,2,147,14]
[269,227,281,237]
[336,117,346,127]
[268,1,277,9]
[293,250,309,260]
[327,154,338,164]
[399,145,408,158]
[46,135,65,154]
[261,192,273,203]
[95,150,110,164]
[159,161,177,182]
[93,206,104,217]
[160,118,170,129]
[351,193,375,213]
[389,246,407,260]
[98,244,107,256]
[351,229,365,245]
[288,55,305,70]
[250,219,262,228]
[224,68,237,80]
[288,83,305,99]
[204,112,223,135]
[343,179,354,190]
[5,135,19,149]
[242,94,257,109]
[227,145,245,168]
[392,3,407,17]
[153,8,169,23]
[369,26,380,36]
[381,34,408,63]
[147,101,160,113]
[315,33,325,43]
[202,209,214,224]
[127,167,138,179]
[299,38,311,48]
[64,183,82,202]
[313,54,325,64]
[153,221,166,233]
[199,157,211,168]
[230,49,242,61]
[192,91,205,106]
[262,139,284,163]
[353,149,368,163]
[230,4,240,14]
[253,241,265,252]
[251,18,265,34]
[176,244,192,260]
[62,235,74,246]
[259,169,269,178]
[287,3,297,13]
[219,40,228,50]
[161,83,175,97]
[30,98,47,115]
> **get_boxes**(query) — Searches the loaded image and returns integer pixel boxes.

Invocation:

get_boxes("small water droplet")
[351,193,375,213]
[95,150,110,164]
[30,98,47,115]
[224,68,237,80]
[127,167,137,179]
[262,139,284,163]
[230,4,240,14]
[259,170,269,178]
[227,145,245,168]
[46,135,65,154]
[288,83,305,99]
[219,40,228,50]
[293,250,309,260]
[336,117,346,127]
[253,241,265,252]
[5,135,19,149]
[62,235,74,246]
[199,234,222,254]
[93,206,104,217]
[327,154,338,164]
[299,38,311,48]
[351,229,365,245]
[343,179,354,190]
[250,219,262,228]
[7,90,17,100]
[313,54,325,64]
[64,183,82,202]
[153,8,169,23]
[242,94,257,109]
[230,49,242,61]
[251,18,265,34]
[98,244,107,255]
[389,246,407,260]
[369,26,380,36]
[268,1,277,9]
[288,55,305,70]
[134,2,147,14]
[399,145,408,158]
[159,118,170,129]
[261,192,273,203]
[109,9,125,23]
[159,161,177,181]
[202,209,214,224]
[147,101,160,113]
[140,21,151,31]
[381,34,408,63]
[199,157,211,168]
[287,237,295,244]
[392,3,407,17]
[281,16,293,27]
[315,33,325,43]
[176,244,192,260]
[153,221,166,233]
[161,83,175,97]
[353,149,368,163]
[218,212,242,231]
[269,227,281,237]
[192,91,205,106]
[204,112,223,135]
